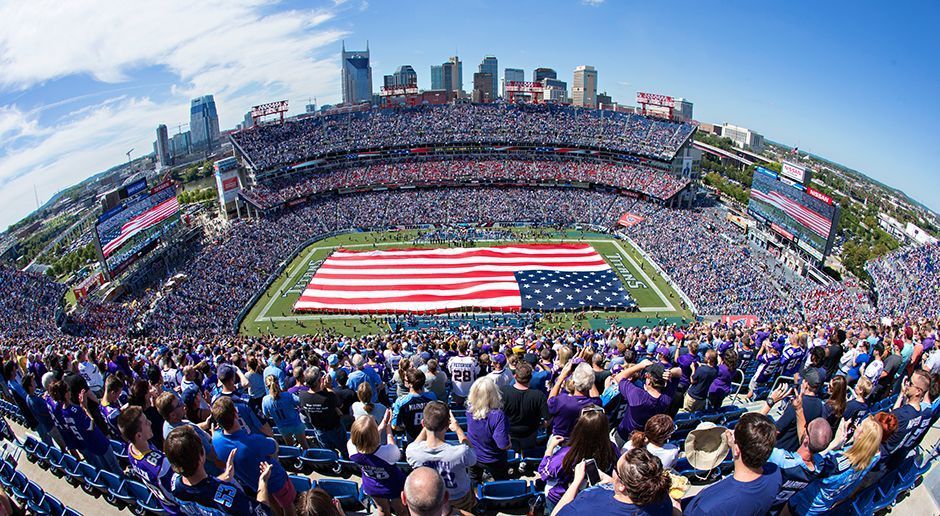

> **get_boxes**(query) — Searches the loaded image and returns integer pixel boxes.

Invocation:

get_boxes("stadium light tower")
[125,148,134,165]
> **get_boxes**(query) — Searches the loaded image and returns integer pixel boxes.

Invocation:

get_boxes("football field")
[240,228,693,336]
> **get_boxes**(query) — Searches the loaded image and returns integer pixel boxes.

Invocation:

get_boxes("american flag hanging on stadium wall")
[102,196,180,257]
[293,243,634,313]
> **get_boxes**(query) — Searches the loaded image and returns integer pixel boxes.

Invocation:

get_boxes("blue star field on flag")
[515,269,636,311]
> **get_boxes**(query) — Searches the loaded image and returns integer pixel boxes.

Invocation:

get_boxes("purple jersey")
[350,446,406,499]
[128,444,180,514]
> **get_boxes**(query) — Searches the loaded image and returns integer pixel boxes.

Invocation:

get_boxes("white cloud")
[581,0,605,5]
[0,0,353,229]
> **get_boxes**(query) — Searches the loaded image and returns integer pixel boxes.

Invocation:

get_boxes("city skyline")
[0,0,938,229]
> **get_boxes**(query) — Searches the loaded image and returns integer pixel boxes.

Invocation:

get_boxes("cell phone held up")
[583,459,601,486]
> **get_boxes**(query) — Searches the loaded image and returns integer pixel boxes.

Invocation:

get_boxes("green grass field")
[239,228,693,336]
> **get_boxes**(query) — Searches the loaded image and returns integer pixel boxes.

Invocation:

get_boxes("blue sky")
[0,0,937,229]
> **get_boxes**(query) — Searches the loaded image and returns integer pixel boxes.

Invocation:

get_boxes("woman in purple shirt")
[539,408,619,514]
[707,349,738,410]
[347,412,406,516]
[466,377,511,481]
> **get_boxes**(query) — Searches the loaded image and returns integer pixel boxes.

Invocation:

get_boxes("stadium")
[0,100,937,516]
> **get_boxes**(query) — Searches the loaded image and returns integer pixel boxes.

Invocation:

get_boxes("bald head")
[805,417,833,453]
[403,467,448,516]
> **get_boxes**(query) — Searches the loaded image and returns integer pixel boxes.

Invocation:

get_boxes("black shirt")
[593,369,612,393]
[334,387,357,416]
[500,385,548,439]
[775,395,827,452]
[687,364,717,400]
[880,354,902,388]
[824,344,843,378]
[297,390,341,430]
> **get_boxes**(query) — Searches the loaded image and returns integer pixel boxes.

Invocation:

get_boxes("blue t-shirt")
[262,392,304,431]
[212,429,287,494]
[555,484,672,515]
[685,463,782,516]
[171,474,270,515]
[767,448,822,508]
[788,450,880,515]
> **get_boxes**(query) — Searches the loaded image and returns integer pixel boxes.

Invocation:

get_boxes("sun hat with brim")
[684,422,730,471]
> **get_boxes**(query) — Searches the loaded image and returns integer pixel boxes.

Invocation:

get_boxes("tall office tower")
[444,56,463,93]
[472,72,494,102]
[431,65,444,90]
[502,68,524,97]
[155,124,171,168]
[533,67,557,82]
[190,95,220,150]
[572,65,597,108]
[478,55,498,99]
[341,41,373,104]
[394,65,418,88]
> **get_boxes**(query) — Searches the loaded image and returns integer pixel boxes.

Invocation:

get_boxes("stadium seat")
[32,441,51,468]
[0,460,16,489]
[317,479,366,511]
[76,461,105,496]
[477,480,536,512]
[110,439,129,464]
[290,474,313,494]
[21,436,42,462]
[277,445,303,472]
[7,471,30,505]
[395,461,413,475]
[22,480,46,512]
[97,470,134,507]
[337,458,361,478]
[124,479,168,516]
[299,448,342,476]
[31,492,65,516]
[43,446,66,476]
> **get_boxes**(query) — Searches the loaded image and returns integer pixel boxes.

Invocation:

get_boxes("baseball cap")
[491,353,506,365]
[655,345,671,357]
[523,353,538,366]
[802,367,823,391]
[182,387,200,407]
[327,354,339,366]
[217,364,236,384]
[646,362,666,379]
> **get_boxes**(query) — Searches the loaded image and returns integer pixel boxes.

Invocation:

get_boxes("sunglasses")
[581,405,605,416]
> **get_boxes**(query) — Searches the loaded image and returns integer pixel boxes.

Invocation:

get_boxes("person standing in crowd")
[708,349,738,410]
[215,364,273,437]
[297,366,347,458]
[500,363,549,454]
[99,376,125,440]
[165,425,273,515]
[683,350,717,413]
[211,397,297,516]
[447,343,479,405]
[465,377,511,482]
[883,369,930,468]
[423,359,448,401]
[246,357,268,414]
[824,375,848,434]
[623,413,679,470]
[22,373,65,449]
[787,415,884,514]
[539,407,619,514]
[766,415,832,512]
[264,354,290,390]
[352,382,388,426]
[612,360,677,447]
[551,448,673,515]
[155,391,224,477]
[547,362,601,438]
[50,379,121,474]
[117,406,180,513]
[402,467,449,516]
[685,412,782,515]
[262,375,307,448]
[406,401,477,516]
[348,412,406,516]
[486,353,514,389]
[347,354,382,403]
[764,368,828,452]
[392,369,436,440]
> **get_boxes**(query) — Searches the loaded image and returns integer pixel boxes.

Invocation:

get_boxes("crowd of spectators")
[231,103,696,172]
[2,310,937,515]
[0,265,66,340]
[867,242,940,318]
[240,158,690,210]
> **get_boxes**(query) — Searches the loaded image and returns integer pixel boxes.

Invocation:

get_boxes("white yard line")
[256,237,677,322]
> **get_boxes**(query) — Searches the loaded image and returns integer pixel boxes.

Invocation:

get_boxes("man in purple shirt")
[611,360,678,446]
[547,362,601,438]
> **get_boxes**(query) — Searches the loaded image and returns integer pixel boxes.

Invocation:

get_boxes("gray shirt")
[406,440,477,499]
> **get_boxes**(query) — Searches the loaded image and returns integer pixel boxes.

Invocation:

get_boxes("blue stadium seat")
[63,507,82,516]
[124,479,169,516]
[277,445,303,472]
[110,439,129,464]
[31,492,65,516]
[299,448,341,476]
[477,480,535,511]
[317,479,366,511]
[59,454,83,486]
[290,474,313,494]
[22,480,46,512]
[97,470,134,507]
[21,436,42,462]
[7,471,30,505]
[337,458,361,478]
[43,447,66,476]
[76,461,105,496]
[32,441,51,468]
[0,460,16,489]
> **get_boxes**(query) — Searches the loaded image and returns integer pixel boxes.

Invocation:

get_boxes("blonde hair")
[855,376,873,399]
[844,417,883,471]
[556,346,573,368]
[357,382,374,414]
[265,374,281,398]
[467,377,502,420]
[350,415,380,454]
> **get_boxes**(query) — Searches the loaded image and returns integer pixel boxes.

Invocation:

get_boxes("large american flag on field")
[293,243,635,313]
[102,196,180,257]
[750,188,831,238]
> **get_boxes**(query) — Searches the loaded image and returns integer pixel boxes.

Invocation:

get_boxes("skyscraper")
[155,124,171,168]
[502,68,524,97]
[190,95,220,151]
[572,65,597,108]
[383,75,396,89]
[472,72,494,102]
[478,56,498,100]
[430,65,444,90]
[444,56,462,93]
[542,78,568,103]
[394,65,418,88]
[341,41,373,104]
[533,67,557,82]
